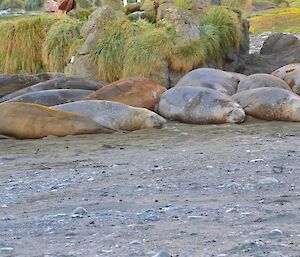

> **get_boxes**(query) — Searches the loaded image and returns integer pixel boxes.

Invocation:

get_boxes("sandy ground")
[0,119,300,257]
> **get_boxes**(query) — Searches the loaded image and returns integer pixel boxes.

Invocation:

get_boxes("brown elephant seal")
[175,68,239,96]
[84,77,167,111]
[158,87,245,124]
[0,77,104,102]
[237,73,291,93]
[232,87,300,121]
[0,73,65,98]
[272,63,300,95]
[5,89,93,106]
[0,102,114,139]
[52,100,166,131]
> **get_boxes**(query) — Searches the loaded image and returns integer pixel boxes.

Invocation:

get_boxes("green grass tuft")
[42,18,82,72]
[0,15,57,74]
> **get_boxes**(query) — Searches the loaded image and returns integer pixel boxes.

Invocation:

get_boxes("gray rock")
[72,207,88,218]
[268,229,283,238]
[258,177,279,186]
[152,251,170,257]
[272,166,284,174]
[260,33,298,55]
[144,214,160,222]
[129,240,142,245]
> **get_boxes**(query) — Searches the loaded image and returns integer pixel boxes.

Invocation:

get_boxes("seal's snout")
[227,108,246,123]
[149,114,166,129]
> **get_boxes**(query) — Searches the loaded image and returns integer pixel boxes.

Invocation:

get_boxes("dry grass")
[250,8,300,33]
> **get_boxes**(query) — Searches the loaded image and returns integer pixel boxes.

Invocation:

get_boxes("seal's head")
[136,109,166,130]
[225,104,246,124]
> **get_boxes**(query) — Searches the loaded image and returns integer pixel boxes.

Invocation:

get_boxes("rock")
[129,240,142,245]
[260,33,298,55]
[162,8,200,46]
[65,55,99,81]
[72,207,88,217]
[144,214,160,222]
[258,177,279,186]
[272,166,284,174]
[152,251,170,257]
[268,229,283,238]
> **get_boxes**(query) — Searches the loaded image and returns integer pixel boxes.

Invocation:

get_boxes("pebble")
[250,159,265,163]
[0,247,14,252]
[258,177,279,186]
[144,215,160,222]
[272,166,284,174]
[129,240,142,245]
[152,251,170,257]
[71,207,88,218]
[268,229,283,238]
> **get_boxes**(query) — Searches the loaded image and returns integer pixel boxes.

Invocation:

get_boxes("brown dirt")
[0,118,300,257]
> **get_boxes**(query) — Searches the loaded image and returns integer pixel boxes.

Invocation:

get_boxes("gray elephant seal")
[0,76,104,102]
[52,100,166,131]
[175,68,239,96]
[0,102,114,139]
[233,87,300,121]
[272,63,300,95]
[158,87,245,124]
[0,73,64,98]
[5,89,92,106]
[237,73,291,93]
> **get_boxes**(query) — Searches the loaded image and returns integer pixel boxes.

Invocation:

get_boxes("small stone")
[268,229,283,238]
[1,204,7,208]
[87,177,94,181]
[144,215,160,222]
[250,159,265,163]
[259,177,279,186]
[0,247,13,252]
[272,166,284,173]
[152,251,170,257]
[188,215,202,220]
[207,165,214,169]
[71,207,88,218]
[129,240,141,245]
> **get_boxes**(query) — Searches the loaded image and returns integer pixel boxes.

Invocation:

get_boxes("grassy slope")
[249,8,300,33]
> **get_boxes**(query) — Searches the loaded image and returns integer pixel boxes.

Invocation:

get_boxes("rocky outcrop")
[241,33,300,74]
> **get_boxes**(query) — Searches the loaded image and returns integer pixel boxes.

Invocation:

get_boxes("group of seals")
[2,65,300,139]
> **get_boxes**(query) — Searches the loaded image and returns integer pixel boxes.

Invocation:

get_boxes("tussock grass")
[42,18,82,72]
[200,6,242,65]
[0,15,57,74]
[250,8,300,33]
[122,22,173,77]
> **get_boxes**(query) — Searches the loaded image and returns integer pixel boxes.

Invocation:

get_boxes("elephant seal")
[52,100,166,131]
[84,77,167,111]
[5,89,93,106]
[175,68,239,96]
[0,102,114,139]
[0,77,104,102]
[232,87,300,121]
[158,87,245,124]
[237,73,291,93]
[0,73,64,98]
[272,63,300,95]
